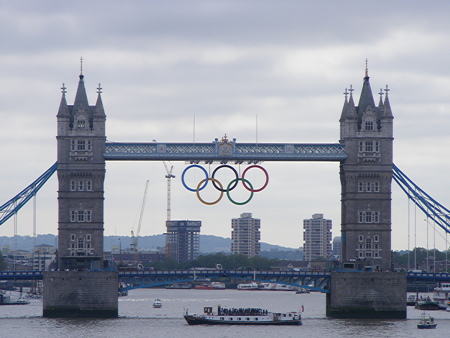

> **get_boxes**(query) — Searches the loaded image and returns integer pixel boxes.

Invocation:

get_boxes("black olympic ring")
[181,165,269,205]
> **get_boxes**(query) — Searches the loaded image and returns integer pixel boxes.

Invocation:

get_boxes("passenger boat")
[153,298,162,308]
[165,283,192,289]
[0,293,30,305]
[237,282,259,290]
[260,283,298,291]
[406,295,417,306]
[195,282,225,290]
[184,306,302,325]
[417,312,437,329]
[414,296,440,310]
[432,282,450,309]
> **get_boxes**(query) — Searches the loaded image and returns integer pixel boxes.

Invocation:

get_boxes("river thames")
[0,289,448,337]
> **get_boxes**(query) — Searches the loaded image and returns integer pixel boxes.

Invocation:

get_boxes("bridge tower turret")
[56,69,106,270]
[339,64,394,271]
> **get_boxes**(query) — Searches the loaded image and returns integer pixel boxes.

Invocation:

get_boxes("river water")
[0,289,448,337]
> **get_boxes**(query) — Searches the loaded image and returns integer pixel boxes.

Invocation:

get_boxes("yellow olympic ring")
[195,178,224,205]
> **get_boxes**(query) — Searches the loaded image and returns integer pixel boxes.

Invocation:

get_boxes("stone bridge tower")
[56,70,106,270]
[339,66,394,271]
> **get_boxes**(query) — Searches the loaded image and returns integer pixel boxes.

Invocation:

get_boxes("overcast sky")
[1,1,450,251]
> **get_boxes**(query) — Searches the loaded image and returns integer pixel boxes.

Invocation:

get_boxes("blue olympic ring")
[181,164,209,192]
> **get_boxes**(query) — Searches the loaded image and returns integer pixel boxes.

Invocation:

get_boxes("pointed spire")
[347,85,357,118]
[378,88,384,107]
[340,85,357,121]
[73,67,90,112]
[57,83,70,118]
[94,83,106,117]
[382,85,393,117]
[358,59,375,115]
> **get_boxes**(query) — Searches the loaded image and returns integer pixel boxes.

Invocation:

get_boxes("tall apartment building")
[165,220,201,263]
[231,213,261,257]
[303,213,332,261]
[332,236,342,259]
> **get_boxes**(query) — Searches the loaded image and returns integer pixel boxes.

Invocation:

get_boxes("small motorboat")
[417,312,437,329]
[153,298,162,308]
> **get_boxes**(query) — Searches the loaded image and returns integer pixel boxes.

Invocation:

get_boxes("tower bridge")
[1,65,450,318]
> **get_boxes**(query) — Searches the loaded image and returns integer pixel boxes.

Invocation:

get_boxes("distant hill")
[0,234,298,255]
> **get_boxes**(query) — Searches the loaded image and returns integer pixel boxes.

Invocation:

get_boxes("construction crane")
[163,162,175,221]
[131,180,149,264]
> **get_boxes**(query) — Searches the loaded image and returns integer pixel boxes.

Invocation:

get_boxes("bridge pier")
[43,271,118,318]
[326,271,407,319]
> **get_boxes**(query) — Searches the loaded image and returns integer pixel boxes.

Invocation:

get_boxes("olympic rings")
[242,165,269,192]
[181,164,269,205]
[212,165,239,192]
[196,178,224,205]
[181,164,209,192]
[226,178,254,205]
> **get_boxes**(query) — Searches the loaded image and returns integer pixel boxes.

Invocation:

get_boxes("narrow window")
[375,141,380,152]
[358,212,365,223]
[70,180,77,191]
[373,182,380,192]
[358,181,364,192]
[78,211,85,222]
[373,212,380,223]
[365,141,373,152]
[86,180,92,191]
[85,210,92,222]
[70,210,77,222]
[365,212,372,223]
[358,235,364,242]
[71,140,76,151]
[359,141,364,152]
[78,180,84,191]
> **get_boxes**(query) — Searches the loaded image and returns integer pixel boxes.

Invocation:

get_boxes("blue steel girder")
[118,270,331,292]
[104,141,347,162]
[393,164,450,234]
[0,162,57,226]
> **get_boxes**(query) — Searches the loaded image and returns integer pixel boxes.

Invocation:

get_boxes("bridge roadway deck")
[1,270,449,292]
[104,142,347,162]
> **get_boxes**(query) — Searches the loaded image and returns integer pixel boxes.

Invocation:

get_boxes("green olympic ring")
[226,178,254,205]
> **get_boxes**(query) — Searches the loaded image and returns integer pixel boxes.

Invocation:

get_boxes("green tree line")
[149,253,278,271]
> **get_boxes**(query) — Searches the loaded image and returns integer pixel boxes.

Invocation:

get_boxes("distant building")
[303,213,332,261]
[32,244,56,271]
[332,236,342,259]
[165,220,201,263]
[231,212,261,257]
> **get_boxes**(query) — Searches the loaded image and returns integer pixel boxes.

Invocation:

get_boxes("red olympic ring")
[241,165,269,192]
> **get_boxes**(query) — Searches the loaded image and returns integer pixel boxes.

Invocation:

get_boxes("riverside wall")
[326,271,407,319]
[43,271,118,318]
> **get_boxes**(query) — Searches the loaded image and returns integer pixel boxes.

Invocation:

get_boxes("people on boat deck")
[217,306,268,316]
